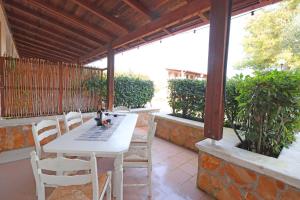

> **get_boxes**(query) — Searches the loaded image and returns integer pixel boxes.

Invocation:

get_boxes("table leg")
[113,154,123,200]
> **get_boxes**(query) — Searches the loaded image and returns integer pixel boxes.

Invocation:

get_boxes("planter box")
[154,113,206,152]
[130,108,160,127]
[196,129,300,200]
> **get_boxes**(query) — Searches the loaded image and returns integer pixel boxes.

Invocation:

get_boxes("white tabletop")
[43,113,138,156]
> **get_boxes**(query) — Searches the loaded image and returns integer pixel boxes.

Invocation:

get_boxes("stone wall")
[0,117,91,153]
[154,114,205,152]
[197,152,300,200]
[130,108,160,127]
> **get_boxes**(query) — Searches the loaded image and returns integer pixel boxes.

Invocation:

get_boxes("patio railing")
[0,57,106,118]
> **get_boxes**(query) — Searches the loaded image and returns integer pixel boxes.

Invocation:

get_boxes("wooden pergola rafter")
[1,0,281,140]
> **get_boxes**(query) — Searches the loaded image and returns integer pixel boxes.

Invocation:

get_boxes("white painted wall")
[0,3,18,58]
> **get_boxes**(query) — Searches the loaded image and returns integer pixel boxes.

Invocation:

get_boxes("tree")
[236,0,300,70]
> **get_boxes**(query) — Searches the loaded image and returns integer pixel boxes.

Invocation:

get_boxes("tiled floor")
[0,128,211,200]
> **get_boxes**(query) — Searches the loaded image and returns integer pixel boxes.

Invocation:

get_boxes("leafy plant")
[114,76,154,108]
[84,75,154,109]
[168,79,206,121]
[236,70,300,157]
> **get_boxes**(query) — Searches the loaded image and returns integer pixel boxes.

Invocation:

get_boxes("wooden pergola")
[2,0,280,140]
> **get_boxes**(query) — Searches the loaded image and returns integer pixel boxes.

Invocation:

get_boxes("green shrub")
[114,76,154,108]
[84,75,154,109]
[168,79,206,121]
[236,70,300,157]
[224,75,243,128]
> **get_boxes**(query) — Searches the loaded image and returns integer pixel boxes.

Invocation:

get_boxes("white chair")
[32,118,61,159]
[123,120,157,197]
[63,110,83,132]
[30,151,112,200]
[130,115,155,144]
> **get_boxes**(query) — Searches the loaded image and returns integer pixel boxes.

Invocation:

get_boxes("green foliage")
[114,76,154,108]
[168,79,206,121]
[237,0,300,70]
[236,70,300,157]
[84,75,154,109]
[224,75,243,128]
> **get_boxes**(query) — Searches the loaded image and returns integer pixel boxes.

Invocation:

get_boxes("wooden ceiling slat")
[7,15,93,51]
[27,0,114,41]
[122,0,153,19]
[12,33,80,57]
[11,25,86,56]
[80,0,210,62]
[5,1,106,46]
[17,46,73,62]
[15,39,76,60]
[70,0,129,33]
[20,51,72,63]
[19,51,63,62]
[17,45,74,62]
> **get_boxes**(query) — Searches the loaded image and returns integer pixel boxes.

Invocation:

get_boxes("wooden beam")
[27,0,114,41]
[122,0,153,19]
[70,0,129,33]
[107,45,114,111]
[81,0,210,62]
[7,15,93,51]
[204,0,232,140]
[11,26,85,55]
[4,1,106,46]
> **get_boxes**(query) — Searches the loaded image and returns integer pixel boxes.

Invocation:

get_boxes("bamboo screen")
[0,57,105,118]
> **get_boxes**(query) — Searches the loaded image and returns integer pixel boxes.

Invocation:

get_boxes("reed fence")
[0,57,106,118]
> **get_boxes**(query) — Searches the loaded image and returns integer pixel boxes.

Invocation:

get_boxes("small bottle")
[97,109,103,126]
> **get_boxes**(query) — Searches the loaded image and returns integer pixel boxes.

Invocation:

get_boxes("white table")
[43,113,138,200]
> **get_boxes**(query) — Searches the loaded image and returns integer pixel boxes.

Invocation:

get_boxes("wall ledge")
[196,130,300,189]
[0,147,33,164]
[0,112,96,127]
[153,112,204,129]
[129,107,160,113]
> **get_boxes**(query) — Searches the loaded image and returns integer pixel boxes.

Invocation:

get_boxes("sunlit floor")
[0,127,211,200]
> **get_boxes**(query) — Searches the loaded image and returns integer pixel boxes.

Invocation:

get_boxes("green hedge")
[168,70,300,157]
[168,79,206,121]
[114,76,154,108]
[85,75,154,109]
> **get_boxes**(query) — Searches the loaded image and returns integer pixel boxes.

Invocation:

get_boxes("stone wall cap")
[0,112,95,127]
[129,107,160,113]
[153,112,204,129]
[196,130,300,189]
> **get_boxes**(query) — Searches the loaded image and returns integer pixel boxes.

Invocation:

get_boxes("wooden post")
[58,63,63,114]
[0,57,4,117]
[107,45,114,111]
[204,0,232,140]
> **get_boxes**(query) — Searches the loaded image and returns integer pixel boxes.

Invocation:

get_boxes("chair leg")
[147,164,152,198]
[107,173,112,200]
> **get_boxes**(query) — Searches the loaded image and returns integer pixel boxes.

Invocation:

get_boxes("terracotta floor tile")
[179,162,198,176]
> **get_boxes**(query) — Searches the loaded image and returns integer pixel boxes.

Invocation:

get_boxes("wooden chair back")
[30,151,99,200]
